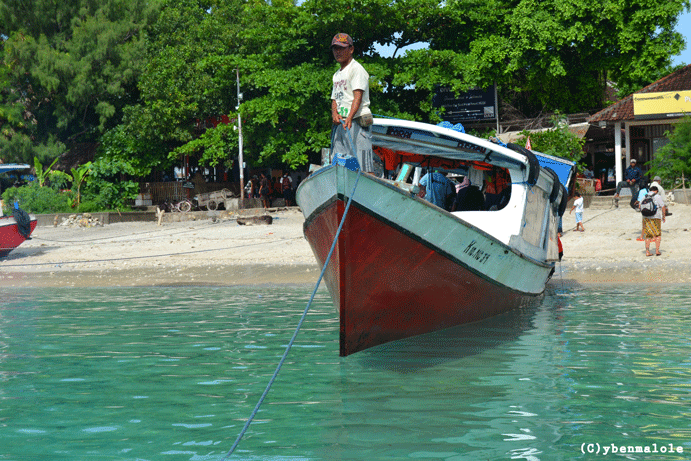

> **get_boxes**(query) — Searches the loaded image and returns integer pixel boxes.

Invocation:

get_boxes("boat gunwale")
[299,166,551,296]
[0,215,38,225]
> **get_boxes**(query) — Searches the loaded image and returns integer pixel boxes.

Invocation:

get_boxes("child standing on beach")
[569,192,585,232]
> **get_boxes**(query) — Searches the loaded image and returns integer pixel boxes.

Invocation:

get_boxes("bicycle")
[160,198,194,213]
[175,199,193,212]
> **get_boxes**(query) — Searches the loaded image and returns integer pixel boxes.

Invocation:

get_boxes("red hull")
[0,217,37,258]
[304,200,534,356]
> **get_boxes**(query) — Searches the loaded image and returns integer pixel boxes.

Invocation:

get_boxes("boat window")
[390,162,512,213]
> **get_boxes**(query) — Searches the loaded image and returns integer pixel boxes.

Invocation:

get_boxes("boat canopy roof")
[0,164,30,174]
[532,151,576,190]
[371,119,529,172]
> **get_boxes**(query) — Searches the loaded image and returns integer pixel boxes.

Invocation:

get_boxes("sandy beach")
[558,201,691,284]
[1,203,690,288]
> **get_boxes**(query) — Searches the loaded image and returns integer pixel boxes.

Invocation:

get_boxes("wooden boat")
[0,214,37,258]
[296,118,575,356]
[0,164,37,257]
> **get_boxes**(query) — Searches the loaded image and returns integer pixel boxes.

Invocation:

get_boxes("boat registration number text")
[463,240,491,264]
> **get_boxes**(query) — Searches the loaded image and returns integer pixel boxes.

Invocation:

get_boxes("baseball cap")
[654,175,661,181]
[331,33,353,48]
[630,159,636,163]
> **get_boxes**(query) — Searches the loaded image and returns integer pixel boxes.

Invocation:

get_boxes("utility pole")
[236,68,244,202]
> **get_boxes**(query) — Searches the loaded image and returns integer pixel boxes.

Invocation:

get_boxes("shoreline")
[2,205,690,288]
[0,264,321,288]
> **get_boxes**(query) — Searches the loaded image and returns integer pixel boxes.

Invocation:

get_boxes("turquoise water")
[1,284,691,460]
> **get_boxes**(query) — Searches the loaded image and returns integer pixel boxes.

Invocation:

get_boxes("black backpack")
[640,193,657,217]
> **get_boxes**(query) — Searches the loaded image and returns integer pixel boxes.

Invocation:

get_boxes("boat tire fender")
[12,206,32,239]
[558,184,568,216]
[543,167,561,203]
[506,143,540,185]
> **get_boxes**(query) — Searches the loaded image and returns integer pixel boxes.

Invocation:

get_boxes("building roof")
[496,122,591,144]
[496,122,612,146]
[588,64,691,123]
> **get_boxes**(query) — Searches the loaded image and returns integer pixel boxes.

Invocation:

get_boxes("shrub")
[646,115,691,190]
[2,182,73,214]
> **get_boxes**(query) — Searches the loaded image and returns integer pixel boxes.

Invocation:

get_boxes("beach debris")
[237,214,273,226]
[156,207,165,226]
[59,213,104,228]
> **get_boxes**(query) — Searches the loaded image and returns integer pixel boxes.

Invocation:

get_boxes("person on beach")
[614,159,642,209]
[281,173,293,206]
[650,175,666,201]
[650,175,671,216]
[643,185,666,256]
[569,192,585,231]
[247,175,258,199]
[634,181,649,210]
[635,181,649,241]
[330,33,377,174]
[259,172,271,209]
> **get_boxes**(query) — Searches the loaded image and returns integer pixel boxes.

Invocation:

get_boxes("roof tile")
[588,64,691,122]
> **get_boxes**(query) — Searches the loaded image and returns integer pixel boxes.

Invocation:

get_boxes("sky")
[672,9,691,66]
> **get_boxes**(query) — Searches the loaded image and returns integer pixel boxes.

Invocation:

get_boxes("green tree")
[70,162,92,208]
[80,157,140,211]
[101,0,244,174]
[0,0,160,165]
[518,114,586,164]
[218,0,691,166]
[41,0,691,177]
[420,0,691,115]
[646,115,691,191]
[34,156,59,187]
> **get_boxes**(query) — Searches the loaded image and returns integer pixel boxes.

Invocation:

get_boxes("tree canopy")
[647,115,691,190]
[518,114,586,165]
[1,0,689,176]
[0,0,159,164]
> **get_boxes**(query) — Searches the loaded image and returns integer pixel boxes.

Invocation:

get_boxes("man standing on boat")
[330,33,377,174]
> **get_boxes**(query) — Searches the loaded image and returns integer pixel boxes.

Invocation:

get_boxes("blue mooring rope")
[223,126,362,459]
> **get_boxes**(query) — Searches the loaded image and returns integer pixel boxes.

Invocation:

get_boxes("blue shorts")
[575,212,583,223]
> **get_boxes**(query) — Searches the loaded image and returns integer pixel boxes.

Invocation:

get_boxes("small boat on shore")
[0,164,37,257]
[296,118,575,356]
[0,214,37,258]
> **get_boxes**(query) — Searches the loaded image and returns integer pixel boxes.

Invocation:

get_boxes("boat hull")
[0,216,37,258]
[300,167,548,356]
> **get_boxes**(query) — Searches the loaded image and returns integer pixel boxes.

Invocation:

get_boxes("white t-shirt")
[651,193,666,219]
[574,197,584,213]
[650,181,666,204]
[331,59,371,119]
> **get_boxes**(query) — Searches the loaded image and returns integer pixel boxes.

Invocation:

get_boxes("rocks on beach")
[57,213,104,228]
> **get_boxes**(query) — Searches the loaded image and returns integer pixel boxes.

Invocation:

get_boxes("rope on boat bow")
[223,127,363,459]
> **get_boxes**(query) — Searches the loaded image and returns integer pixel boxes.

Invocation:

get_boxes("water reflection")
[354,298,544,372]
[1,285,691,460]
